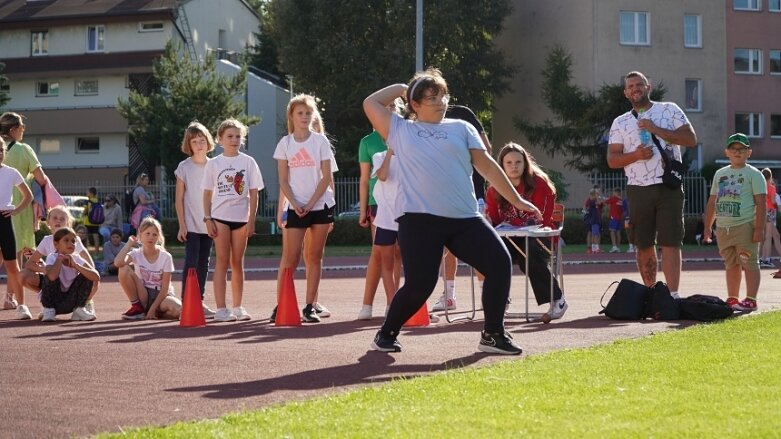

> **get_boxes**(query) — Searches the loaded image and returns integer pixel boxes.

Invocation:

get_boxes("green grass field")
[99,311,780,438]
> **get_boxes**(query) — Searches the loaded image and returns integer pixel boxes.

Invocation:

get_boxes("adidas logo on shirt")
[289,148,316,168]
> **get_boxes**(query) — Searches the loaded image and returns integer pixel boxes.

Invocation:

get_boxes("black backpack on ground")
[644,281,680,320]
[678,295,734,322]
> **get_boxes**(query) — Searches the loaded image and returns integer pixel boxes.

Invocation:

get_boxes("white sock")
[445,280,455,299]
[477,280,484,293]
[670,291,680,299]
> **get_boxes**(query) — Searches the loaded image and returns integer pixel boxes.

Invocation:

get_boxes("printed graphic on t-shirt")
[217,167,246,196]
[139,265,163,289]
[417,128,448,140]
[289,148,316,168]
[715,173,745,218]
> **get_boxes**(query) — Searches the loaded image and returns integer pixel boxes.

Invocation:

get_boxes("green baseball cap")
[726,133,750,148]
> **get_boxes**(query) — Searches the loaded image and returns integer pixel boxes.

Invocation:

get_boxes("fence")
[55,177,362,220]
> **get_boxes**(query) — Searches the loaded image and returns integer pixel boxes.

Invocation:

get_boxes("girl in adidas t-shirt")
[203,118,264,322]
[273,94,336,323]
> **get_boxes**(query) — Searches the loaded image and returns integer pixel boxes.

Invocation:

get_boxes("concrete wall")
[185,0,258,59]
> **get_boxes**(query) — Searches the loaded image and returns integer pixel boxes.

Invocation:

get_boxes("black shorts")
[374,227,398,246]
[286,205,335,229]
[0,215,16,260]
[213,218,247,230]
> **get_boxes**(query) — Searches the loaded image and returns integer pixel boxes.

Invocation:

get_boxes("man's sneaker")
[302,304,321,323]
[17,304,32,320]
[122,303,146,320]
[371,330,401,352]
[269,306,277,323]
[233,306,252,321]
[3,293,18,310]
[314,303,331,318]
[610,246,620,253]
[202,304,216,319]
[41,307,56,322]
[431,294,456,312]
[71,307,96,321]
[549,298,568,320]
[357,305,373,320]
[726,297,740,309]
[478,330,523,355]
[734,298,757,312]
[214,308,237,322]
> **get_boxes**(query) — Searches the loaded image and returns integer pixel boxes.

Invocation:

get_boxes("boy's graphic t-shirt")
[605,196,625,220]
[273,132,336,210]
[710,165,766,228]
[202,153,264,222]
[128,247,175,294]
[44,252,89,290]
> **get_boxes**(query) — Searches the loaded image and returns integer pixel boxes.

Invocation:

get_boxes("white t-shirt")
[608,101,691,186]
[202,153,264,222]
[387,114,484,218]
[0,165,24,209]
[37,235,88,260]
[371,151,401,231]
[175,157,209,234]
[127,247,175,294]
[44,252,89,290]
[281,157,339,211]
[273,132,336,210]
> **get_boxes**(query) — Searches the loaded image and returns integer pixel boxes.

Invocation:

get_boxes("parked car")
[337,202,360,219]
[62,195,89,220]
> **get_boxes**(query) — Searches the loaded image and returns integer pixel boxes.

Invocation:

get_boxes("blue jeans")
[181,232,213,299]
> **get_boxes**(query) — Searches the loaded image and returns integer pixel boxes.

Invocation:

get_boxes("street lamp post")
[286,74,294,99]
[416,0,423,71]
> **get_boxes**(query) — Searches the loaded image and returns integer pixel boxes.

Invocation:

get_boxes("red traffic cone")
[275,267,301,327]
[403,302,430,327]
[180,268,206,327]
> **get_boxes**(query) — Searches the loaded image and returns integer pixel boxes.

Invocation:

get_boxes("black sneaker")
[478,330,523,355]
[371,330,401,352]
[269,306,277,323]
[302,304,321,323]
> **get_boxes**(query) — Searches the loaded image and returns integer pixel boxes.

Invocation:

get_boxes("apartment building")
[493,0,727,204]
[0,0,285,186]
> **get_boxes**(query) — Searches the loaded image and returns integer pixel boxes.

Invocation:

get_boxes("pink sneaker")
[726,297,740,309]
[733,298,757,312]
[3,293,18,310]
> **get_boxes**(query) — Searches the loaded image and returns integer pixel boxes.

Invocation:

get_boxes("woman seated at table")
[485,142,568,320]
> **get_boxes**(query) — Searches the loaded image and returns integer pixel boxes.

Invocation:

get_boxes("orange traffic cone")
[275,267,301,327]
[403,302,430,327]
[180,268,206,327]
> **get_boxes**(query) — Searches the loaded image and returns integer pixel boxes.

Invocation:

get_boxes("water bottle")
[477,198,486,217]
[638,108,651,146]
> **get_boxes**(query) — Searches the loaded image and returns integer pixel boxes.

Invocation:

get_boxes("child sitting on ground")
[102,228,124,275]
[115,217,182,320]
[40,227,100,322]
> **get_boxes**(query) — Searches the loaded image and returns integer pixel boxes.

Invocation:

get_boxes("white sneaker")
[549,297,568,320]
[202,304,216,319]
[610,246,620,253]
[17,304,32,320]
[84,301,95,316]
[357,305,372,320]
[41,307,56,322]
[428,313,440,323]
[314,303,331,318]
[431,294,456,312]
[627,244,635,253]
[3,293,18,310]
[71,307,96,321]
[214,308,237,322]
[233,306,251,321]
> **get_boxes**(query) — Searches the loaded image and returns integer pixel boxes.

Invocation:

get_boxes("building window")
[735,113,762,137]
[771,0,781,11]
[771,114,781,138]
[36,81,59,97]
[76,137,100,153]
[683,14,701,48]
[685,79,702,112]
[75,79,99,96]
[138,22,164,32]
[734,0,760,10]
[771,50,781,74]
[39,139,60,154]
[31,31,48,56]
[87,25,105,52]
[734,48,762,74]
[619,11,650,45]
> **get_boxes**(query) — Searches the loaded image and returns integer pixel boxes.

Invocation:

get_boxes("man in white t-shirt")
[607,71,698,297]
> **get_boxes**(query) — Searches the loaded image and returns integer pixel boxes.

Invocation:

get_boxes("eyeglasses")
[420,93,450,106]
[727,147,749,154]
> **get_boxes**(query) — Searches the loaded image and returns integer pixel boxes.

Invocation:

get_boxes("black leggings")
[504,237,563,305]
[381,213,512,335]
[0,215,17,260]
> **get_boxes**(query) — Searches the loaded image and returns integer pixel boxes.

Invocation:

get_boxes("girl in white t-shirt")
[175,122,216,318]
[370,149,402,314]
[273,95,336,323]
[115,217,182,320]
[40,227,100,322]
[203,118,264,322]
[0,137,33,318]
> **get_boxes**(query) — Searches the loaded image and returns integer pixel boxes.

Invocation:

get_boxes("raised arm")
[363,84,407,140]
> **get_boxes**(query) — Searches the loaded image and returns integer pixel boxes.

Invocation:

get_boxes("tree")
[0,62,9,109]
[251,0,515,175]
[514,46,666,173]
[117,42,258,180]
